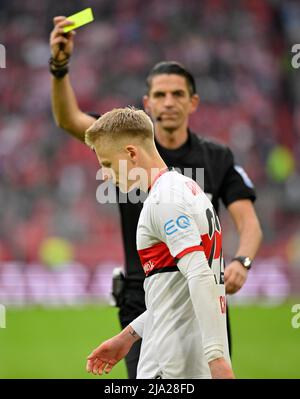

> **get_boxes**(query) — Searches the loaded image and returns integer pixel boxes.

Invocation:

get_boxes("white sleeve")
[129,310,147,338]
[177,250,225,363]
[152,190,204,259]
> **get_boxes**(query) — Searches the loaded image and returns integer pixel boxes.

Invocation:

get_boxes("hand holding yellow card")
[63,8,94,33]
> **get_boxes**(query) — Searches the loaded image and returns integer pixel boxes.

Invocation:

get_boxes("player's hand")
[224,260,248,295]
[209,357,235,379]
[86,335,132,376]
[50,16,75,61]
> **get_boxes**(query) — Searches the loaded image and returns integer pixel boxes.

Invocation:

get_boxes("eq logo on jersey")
[164,215,191,235]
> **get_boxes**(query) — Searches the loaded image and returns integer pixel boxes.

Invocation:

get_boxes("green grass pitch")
[0,302,299,379]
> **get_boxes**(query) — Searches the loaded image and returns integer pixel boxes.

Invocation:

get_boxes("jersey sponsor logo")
[234,165,254,188]
[164,219,178,235]
[185,181,201,196]
[142,260,156,275]
[164,216,191,236]
[176,215,191,229]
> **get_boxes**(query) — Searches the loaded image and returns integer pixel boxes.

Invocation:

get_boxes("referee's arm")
[220,149,263,294]
[228,199,262,261]
[50,16,97,142]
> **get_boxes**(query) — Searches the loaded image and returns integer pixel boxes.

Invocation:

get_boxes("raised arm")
[49,16,96,142]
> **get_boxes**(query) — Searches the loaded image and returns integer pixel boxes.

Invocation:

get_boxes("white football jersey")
[136,168,229,379]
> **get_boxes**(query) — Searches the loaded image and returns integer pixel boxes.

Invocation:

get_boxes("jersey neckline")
[148,166,175,192]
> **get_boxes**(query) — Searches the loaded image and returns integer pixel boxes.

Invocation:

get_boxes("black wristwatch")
[232,256,252,270]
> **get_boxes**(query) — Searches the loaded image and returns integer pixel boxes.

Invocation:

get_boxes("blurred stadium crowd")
[0,0,300,303]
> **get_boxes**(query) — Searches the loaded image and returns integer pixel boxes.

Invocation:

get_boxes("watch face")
[244,257,251,267]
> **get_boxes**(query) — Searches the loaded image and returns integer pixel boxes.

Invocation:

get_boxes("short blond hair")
[85,107,154,149]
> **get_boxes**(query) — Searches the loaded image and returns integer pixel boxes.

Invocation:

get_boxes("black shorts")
[118,279,146,326]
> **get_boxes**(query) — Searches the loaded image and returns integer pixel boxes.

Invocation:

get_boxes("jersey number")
[204,208,224,284]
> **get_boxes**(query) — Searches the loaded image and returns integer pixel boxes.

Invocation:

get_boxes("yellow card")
[63,8,94,33]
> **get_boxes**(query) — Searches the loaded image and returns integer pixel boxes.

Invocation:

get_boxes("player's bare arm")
[50,16,96,142]
[225,199,263,294]
[86,325,141,376]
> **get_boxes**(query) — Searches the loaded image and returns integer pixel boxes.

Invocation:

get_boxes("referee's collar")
[148,166,175,192]
[154,129,192,152]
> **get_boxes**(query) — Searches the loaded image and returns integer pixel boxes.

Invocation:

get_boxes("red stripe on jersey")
[176,245,204,259]
[201,231,222,261]
[138,242,203,276]
[138,242,176,276]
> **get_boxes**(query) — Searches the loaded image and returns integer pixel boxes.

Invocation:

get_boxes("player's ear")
[189,94,200,114]
[125,145,138,164]
[143,95,151,114]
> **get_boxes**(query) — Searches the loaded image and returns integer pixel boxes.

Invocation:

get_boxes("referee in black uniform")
[50,17,263,378]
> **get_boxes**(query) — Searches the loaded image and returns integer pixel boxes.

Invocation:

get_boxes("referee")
[49,16,263,379]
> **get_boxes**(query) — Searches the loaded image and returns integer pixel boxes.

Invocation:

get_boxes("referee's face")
[144,74,199,132]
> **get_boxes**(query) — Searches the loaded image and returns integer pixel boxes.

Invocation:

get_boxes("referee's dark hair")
[146,61,197,96]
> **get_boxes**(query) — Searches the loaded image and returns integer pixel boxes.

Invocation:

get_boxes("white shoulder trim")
[234,165,254,188]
